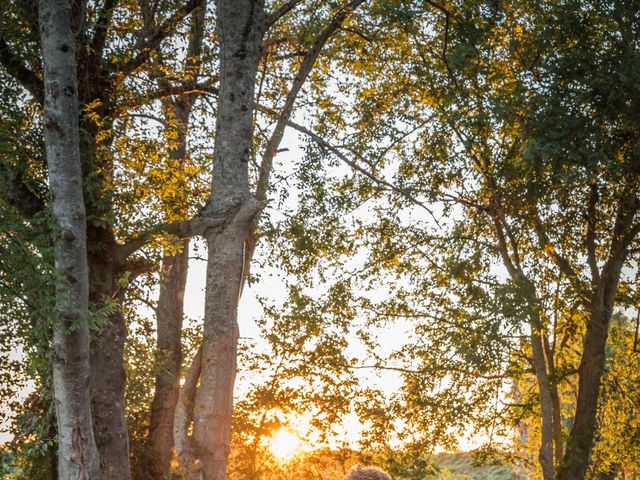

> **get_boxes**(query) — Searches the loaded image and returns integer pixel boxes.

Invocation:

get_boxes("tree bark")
[529,328,556,480]
[492,211,556,480]
[174,2,265,479]
[148,3,204,468]
[543,332,564,466]
[557,269,622,480]
[557,191,638,480]
[88,243,130,480]
[38,0,101,477]
[149,239,189,478]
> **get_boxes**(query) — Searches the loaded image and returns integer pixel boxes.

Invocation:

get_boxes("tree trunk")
[529,329,555,480]
[89,240,130,480]
[148,39,200,473]
[174,2,265,478]
[557,269,622,480]
[38,0,100,477]
[543,332,564,466]
[149,240,189,479]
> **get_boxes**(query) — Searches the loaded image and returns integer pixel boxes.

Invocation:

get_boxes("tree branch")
[117,198,266,261]
[585,181,600,284]
[255,0,367,202]
[0,33,43,103]
[265,0,305,29]
[607,187,640,265]
[270,114,439,220]
[114,0,205,77]
[532,210,585,294]
[490,207,521,280]
[116,78,218,113]
[90,0,118,70]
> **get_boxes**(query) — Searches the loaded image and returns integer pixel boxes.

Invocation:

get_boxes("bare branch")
[255,0,367,201]
[265,0,305,29]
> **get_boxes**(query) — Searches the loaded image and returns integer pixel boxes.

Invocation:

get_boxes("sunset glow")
[269,429,303,461]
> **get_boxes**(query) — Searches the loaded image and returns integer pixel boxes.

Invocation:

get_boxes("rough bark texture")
[194,203,260,480]
[88,243,130,480]
[174,2,265,479]
[38,0,101,477]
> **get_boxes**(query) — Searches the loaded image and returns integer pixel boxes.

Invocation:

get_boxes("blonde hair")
[343,466,392,480]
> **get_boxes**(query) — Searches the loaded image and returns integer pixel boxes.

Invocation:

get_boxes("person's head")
[342,466,392,480]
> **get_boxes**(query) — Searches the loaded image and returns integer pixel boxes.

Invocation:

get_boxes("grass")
[434,452,517,480]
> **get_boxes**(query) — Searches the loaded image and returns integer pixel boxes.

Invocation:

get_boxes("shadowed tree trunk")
[554,187,639,480]
[38,0,100,477]
[88,241,130,480]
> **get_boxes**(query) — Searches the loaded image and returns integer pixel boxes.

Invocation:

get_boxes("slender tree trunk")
[88,239,130,480]
[149,239,189,478]
[529,328,555,480]
[543,332,564,465]
[148,38,201,473]
[38,0,100,477]
[504,269,556,479]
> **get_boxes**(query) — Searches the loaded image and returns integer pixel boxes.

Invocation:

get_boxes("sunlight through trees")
[0,1,638,480]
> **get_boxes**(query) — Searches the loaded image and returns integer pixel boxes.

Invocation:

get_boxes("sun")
[269,429,302,461]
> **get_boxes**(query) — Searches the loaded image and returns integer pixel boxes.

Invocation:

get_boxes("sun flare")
[269,429,302,461]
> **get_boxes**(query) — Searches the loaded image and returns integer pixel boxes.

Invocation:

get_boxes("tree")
[37,0,100,477]
[276,1,640,478]
[173,1,368,477]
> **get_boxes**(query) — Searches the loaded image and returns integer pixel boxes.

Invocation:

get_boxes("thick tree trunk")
[89,240,130,480]
[174,2,265,479]
[557,269,622,480]
[149,240,189,479]
[38,0,100,477]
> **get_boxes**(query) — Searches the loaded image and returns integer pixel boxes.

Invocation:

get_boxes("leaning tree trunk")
[557,262,624,480]
[175,1,265,479]
[38,0,100,477]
